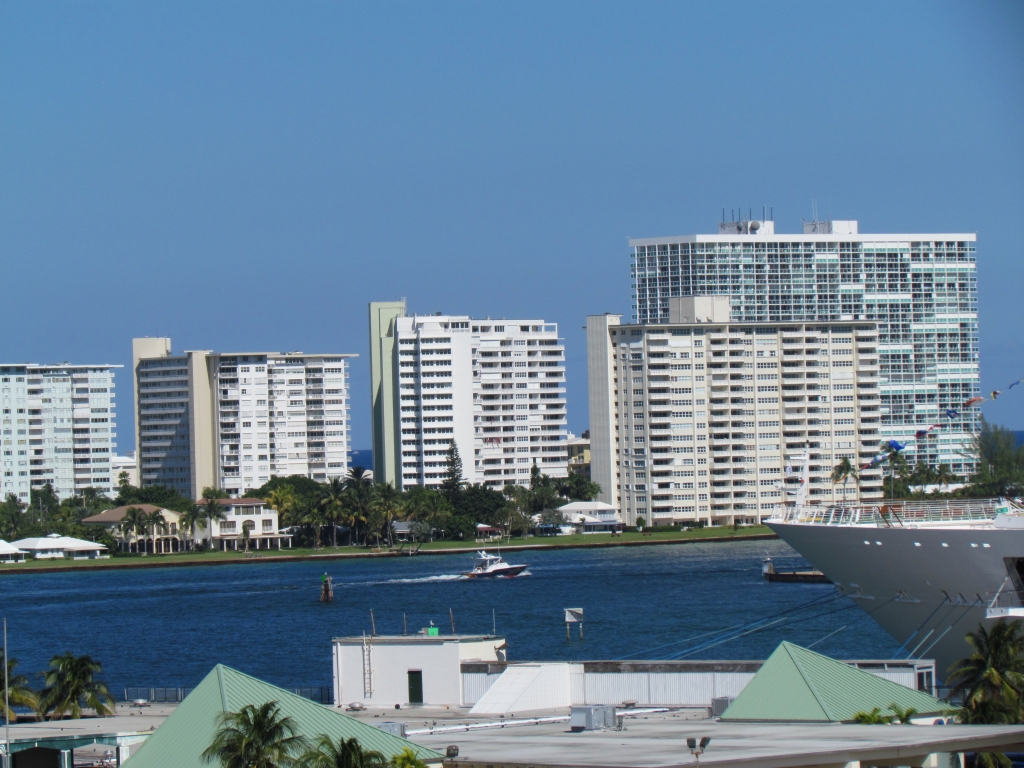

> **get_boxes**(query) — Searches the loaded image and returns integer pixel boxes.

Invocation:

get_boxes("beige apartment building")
[588,297,884,526]
[133,338,355,499]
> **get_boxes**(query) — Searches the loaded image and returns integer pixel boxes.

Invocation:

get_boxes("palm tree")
[119,506,148,554]
[204,497,227,550]
[1,648,38,722]
[390,747,428,768]
[320,478,346,548]
[882,444,910,499]
[38,652,115,719]
[201,701,306,768]
[935,464,957,495]
[300,498,327,549]
[344,469,373,545]
[850,707,893,724]
[266,487,297,533]
[298,735,388,768]
[947,620,1024,722]
[888,703,918,724]
[179,502,205,552]
[829,458,858,505]
[370,483,404,548]
[146,509,168,553]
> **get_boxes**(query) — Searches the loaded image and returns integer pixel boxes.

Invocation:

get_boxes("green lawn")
[0,526,774,573]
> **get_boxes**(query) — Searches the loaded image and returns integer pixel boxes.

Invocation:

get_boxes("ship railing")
[769,498,1019,526]
[986,577,1024,620]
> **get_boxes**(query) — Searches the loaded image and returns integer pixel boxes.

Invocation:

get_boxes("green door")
[407,670,423,704]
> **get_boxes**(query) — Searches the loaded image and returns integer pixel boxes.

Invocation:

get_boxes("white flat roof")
[334,634,502,644]
[407,710,1024,768]
[558,501,617,512]
[12,535,107,551]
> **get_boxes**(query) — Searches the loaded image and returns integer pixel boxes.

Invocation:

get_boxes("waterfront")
[0,540,899,695]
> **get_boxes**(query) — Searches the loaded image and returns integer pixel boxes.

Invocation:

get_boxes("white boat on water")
[464,551,528,579]
[767,454,1024,679]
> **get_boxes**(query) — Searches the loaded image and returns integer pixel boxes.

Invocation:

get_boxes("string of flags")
[855,373,1023,471]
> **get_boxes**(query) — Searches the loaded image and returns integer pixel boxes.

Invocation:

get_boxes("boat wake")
[356,574,467,586]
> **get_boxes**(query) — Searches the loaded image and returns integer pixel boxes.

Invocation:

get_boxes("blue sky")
[1,1,1022,454]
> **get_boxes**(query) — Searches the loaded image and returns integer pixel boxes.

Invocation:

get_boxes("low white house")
[333,634,507,709]
[557,501,624,533]
[0,540,27,563]
[198,498,292,551]
[11,534,108,560]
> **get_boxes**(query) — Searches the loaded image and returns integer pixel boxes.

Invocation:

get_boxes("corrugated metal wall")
[461,667,910,710]
[462,669,758,709]
[461,672,503,706]
[582,672,756,707]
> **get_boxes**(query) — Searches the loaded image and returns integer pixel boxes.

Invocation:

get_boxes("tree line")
[829,419,1024,502]
[249,442,601,549]
[0,441,600,553]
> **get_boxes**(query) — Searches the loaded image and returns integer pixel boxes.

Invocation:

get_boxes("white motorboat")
[464,550,528,579]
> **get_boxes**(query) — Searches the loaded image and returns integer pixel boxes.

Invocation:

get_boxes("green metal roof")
[122,666,443,768]
[721,642,948,723]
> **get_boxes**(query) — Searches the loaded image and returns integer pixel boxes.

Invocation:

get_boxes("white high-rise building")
[133,339,355,499]
[369,303,568,490]
[1,363,121,500]
[629,219,979,476]
[588,298,883,526]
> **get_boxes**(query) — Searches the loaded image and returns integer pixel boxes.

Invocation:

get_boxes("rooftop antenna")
[770,206,773,221]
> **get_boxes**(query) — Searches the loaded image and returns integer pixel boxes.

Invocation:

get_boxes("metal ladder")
[361,633,373,698]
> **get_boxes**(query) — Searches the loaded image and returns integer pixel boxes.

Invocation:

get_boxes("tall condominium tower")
[133,338,355,499]
[369,302,568,490]
[588,298,883,526]
[629,219,979,475]
[1,363,120,500]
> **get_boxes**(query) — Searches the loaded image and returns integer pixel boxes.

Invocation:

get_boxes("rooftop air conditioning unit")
[373,722,406,738]
[711,696,734,718]
[570,705,617,732]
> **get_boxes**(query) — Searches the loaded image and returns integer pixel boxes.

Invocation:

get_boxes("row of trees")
[252,443,601,549]
[203,704,427,768]
[1,650,114,721]
[829,419,1024,502]
[1,440,601,553]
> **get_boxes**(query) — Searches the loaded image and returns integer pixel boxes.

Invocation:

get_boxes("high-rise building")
[369,302,568,490]
[1,363,121,500]
[133,338,355,499]
[629,219,979,475]
[588,299,884,525]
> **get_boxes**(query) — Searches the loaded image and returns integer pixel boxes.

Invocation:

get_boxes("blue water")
[0,541,899,693]
[349,449,373,469]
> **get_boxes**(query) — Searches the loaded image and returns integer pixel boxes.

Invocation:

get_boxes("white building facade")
[370,304,568,490]
[1,363,120,500]
[134,338,355,499]
[588,300,884,526]
[629,220,979,476]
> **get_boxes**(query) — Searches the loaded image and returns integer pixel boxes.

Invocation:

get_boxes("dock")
[761,557,830,583]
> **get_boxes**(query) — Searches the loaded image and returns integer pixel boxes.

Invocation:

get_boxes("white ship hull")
[768,519,1024,679]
